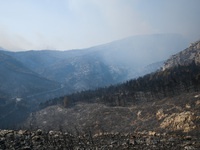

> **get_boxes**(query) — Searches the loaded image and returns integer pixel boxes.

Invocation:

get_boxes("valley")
[0,35,200,149]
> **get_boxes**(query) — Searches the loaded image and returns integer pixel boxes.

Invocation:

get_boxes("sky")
[0,0,200,51]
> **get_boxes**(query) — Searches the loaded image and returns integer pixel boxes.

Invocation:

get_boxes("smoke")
[137,0,200,42]
[0,0,155,51]
[0,0,199,51]
[0,25,32,51]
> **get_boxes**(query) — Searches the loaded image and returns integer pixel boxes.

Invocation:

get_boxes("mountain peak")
[163,39,200,70]
[189,39,200,49]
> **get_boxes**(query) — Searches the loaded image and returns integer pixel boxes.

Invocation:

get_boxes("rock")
[163,40,200,70]
[156,109,167,120]
[169,137,176,142]
[6,132,14,138]
[162,133,167,136]
[184,146,195,150]
[186,104,191,109]
[35,129,43,135]
[140,130,148,135]
[135,138,145,144]
[196,100,200,106]
[18,130,27,135]
[109,144,113,148]
[54,134,59,138]
[32,136,41,142]
[0,137,5,145]
[148,131,156,136]
[21,146,31,150]
[111,140,117,145]
[185,136,192,140]
[128,139,136,145]
[49,130,55,135]
[146,137,159,145]
[0,129,199,149]
[156,133,161,136]
[137,110,142,119]
[160,111,197,132]
[146,137,152,145]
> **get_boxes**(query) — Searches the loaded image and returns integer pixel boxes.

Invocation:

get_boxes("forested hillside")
[40,61,200,108]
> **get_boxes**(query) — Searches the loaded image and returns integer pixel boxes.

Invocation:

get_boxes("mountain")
[92,33,188,66]
[138,60,164,76]
[0,33,192,129]
[24,39,200,138]
[0,46,6,51]
[3,50,88,74]
[1,36,199,149]
[4,34,190,92]
[4,50,127,91]
[0,51,60,98]
[0,51,63,128]
[26,59,200,137]
[163,39,200,70]
[41,54,126,91]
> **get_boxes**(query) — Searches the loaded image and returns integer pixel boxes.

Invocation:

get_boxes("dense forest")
[39,61,200,108]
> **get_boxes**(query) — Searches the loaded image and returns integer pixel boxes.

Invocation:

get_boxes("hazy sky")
[0,0,200,51]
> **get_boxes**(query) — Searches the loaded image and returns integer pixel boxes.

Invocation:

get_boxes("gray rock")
[184,146,195,150]
[35,129,43,135]
[0,129,199,149]
[163,40,200,70]
[128,139,136,145]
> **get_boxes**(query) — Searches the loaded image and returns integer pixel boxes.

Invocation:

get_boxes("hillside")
[0,51,60,98]
[0,34,188,129]
[1,39,200,149]
[163,39,200,70]
[22,40,200,139]
[4,34,189,91]
[25,62,200,137]
[0,51,62,128]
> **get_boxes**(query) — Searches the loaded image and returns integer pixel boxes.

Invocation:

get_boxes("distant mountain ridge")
[0,51,62,128]
[3,34,190,92]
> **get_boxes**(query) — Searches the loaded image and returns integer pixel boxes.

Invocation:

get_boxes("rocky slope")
[25,91,200,137]
[0,129,199,150]
[163,39,200,70]
[23,56,200,139]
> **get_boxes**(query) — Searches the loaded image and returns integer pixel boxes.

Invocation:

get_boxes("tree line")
[39,61,200,108]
